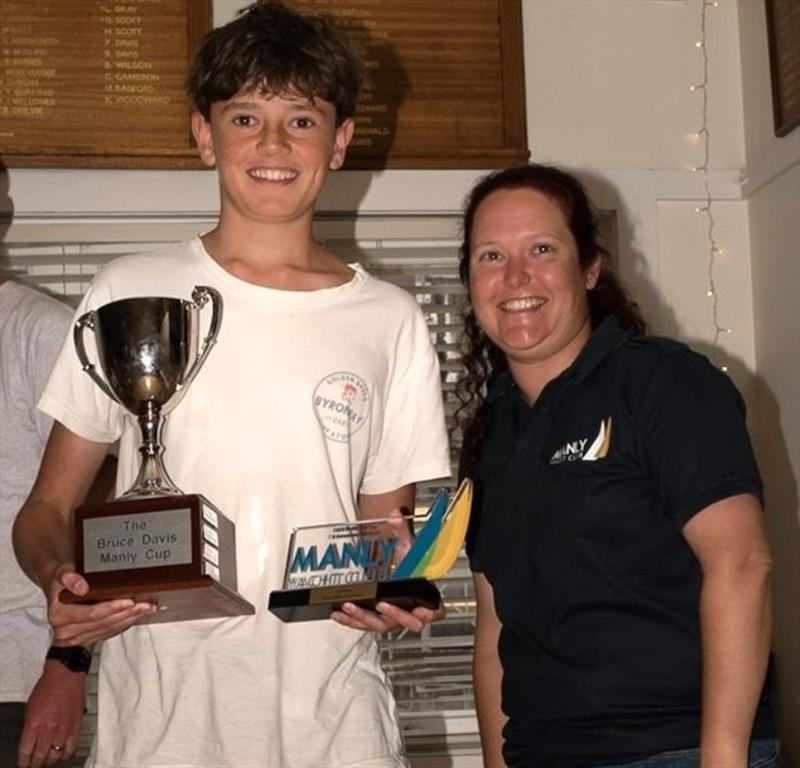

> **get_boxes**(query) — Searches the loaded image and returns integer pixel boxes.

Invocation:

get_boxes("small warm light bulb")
[725,328,732,334]
[695,41,703,48]
[706,290,714,297]
[721,364,729,372]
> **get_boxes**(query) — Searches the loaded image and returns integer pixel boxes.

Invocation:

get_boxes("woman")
[457,165,778,767]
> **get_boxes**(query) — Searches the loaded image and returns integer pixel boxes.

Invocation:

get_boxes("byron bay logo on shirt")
[313,371,370,442]
[549,417,612,464]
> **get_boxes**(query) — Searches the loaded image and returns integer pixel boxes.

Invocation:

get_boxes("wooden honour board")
[287,0,528,169]
[765,0,800,137]
[0,0,528,169]
[0,0,210,168]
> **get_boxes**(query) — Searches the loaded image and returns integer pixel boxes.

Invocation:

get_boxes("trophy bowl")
[74,287,220,498]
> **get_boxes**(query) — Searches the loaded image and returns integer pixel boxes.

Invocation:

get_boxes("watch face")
[48,645,92,673]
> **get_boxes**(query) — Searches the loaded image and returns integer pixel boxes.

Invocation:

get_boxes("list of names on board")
[0,0,210,168]
[289,0,528,168]
[1,0,526,169]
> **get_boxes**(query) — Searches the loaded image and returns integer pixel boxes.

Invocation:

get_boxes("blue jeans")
[597,739,781,768]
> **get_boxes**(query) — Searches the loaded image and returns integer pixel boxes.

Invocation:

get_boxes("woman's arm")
[682,493,772,768]
[473,572,507,768]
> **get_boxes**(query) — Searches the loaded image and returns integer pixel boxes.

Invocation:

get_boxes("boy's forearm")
[14,422,114,591]
[12,497,74,591]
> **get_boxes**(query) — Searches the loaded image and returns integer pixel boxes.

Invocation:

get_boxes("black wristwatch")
[46,645,92,673]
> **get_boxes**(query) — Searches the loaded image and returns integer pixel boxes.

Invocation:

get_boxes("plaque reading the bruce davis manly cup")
[269,479,472,622]
[59,287,254,623]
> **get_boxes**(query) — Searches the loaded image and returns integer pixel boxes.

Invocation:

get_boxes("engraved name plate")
[82,508,193,573]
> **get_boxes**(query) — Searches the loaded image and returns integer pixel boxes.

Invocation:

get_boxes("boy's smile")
[191,89,354,227]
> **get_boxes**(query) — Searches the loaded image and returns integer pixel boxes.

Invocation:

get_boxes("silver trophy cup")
[65,286,254,622]
[73,286,221,498]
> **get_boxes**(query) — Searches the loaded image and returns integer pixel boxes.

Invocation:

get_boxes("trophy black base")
[268,577,441,623]
[59,493,255,623]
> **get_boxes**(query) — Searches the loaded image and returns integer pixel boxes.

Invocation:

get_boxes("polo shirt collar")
[565,314,632,387]
[486,314,633,402]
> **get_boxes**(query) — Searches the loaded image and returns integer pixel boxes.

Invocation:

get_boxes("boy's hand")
[339,490,448,631]
[47,563,156,646]
[331,600,446,633]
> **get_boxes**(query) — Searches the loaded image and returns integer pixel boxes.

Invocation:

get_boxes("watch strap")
[46,644,92,673]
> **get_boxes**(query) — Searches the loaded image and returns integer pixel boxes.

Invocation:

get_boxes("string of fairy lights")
[690,0,730,372]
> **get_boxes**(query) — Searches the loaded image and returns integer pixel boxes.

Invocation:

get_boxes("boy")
[12,4,450,766]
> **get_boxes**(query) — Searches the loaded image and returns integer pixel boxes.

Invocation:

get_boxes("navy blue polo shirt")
[468,316,772,767]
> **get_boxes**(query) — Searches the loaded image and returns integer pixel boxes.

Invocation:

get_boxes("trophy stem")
[123,401,182,497]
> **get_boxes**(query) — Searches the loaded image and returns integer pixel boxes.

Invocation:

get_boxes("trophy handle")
[73,311,120,404]
[181,285,223,390]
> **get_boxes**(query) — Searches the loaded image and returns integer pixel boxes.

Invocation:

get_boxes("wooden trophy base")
[59,493,254,623]
[60,575,254,624]
[268,577,441,623]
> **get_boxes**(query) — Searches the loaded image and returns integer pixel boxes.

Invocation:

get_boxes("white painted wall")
[738,0,800,762]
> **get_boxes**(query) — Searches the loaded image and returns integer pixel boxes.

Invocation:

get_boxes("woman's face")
[468,187,600,379]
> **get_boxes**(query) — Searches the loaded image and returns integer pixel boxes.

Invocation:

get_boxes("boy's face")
[191,88,354,226]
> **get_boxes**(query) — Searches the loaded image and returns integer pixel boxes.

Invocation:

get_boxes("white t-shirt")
[1,281,72,702]
[39,238,451,767]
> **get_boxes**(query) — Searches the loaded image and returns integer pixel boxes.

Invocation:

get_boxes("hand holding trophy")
[60,287,254,623]
[268,478,472,622]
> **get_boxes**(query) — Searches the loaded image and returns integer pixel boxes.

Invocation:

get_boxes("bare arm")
[331,484,446,632]
[13,422,156,646]
[473,572,507,768]
[13,422,107,589]
[682,493,772,768]
[358,484,416,523]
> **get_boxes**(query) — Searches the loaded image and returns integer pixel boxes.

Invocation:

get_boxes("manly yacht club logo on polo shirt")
[313,371,370,442]
[550,418,613,464]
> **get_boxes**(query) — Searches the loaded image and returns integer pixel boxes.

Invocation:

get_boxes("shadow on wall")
[753,373,800,764]
[317,15,411,263]
[577,169,682,339]
[340,15,410,173]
